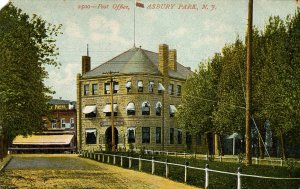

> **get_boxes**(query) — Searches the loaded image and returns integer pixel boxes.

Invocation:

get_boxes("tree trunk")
[214,134,219,156]
[280,131,286,160]
[0,134,3,161]
[219,135,223,156]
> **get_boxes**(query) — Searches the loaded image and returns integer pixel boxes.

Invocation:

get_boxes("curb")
[0,155,12,172]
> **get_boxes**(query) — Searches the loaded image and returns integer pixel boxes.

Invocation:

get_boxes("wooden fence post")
[139,155,142,171]
[129,157,132,168]
[151,156,155,174]
[237,167,242,189]
[165,158,169,178]
[184,161,189,183]
[205,164,209,189]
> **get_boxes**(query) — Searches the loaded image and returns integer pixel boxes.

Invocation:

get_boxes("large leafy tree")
[176,53,222,153]
[0,3,61,150]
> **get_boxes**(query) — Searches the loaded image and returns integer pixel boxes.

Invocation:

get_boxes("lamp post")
[103,71,118,152]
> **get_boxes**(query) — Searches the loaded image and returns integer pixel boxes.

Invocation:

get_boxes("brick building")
[10,99,77,153]
[77,44,205,152]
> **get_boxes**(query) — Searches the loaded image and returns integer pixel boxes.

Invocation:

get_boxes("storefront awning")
[126,102,135,111]
[158,83,165,91]
[13,135,74,145]
[103,104,118,113]
[170,105,177,114]
[83,105,97,114]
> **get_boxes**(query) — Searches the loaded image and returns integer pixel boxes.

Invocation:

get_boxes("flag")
[136,0,144,8]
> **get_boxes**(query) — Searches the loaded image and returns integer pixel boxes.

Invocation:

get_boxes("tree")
[176,53,222,154]
[0,3,62,153]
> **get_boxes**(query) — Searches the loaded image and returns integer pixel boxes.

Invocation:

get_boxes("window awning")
[13,135,74,145]
[103,104,118,113]
[156,101,162,108]
[158,83,165,91]
[83,105,97,114]
[142,101,150,107]
[126,81,132,88]
[126,102,135,111]
[127,127,136,131]
[86,128,97,134]
[170,105,177,114]
[138,81,143,87]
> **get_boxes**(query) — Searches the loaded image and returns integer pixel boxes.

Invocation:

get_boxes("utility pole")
[103,71,119,152]
[245,0,253,166]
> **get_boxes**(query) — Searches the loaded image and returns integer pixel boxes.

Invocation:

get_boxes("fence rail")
[143,149,298,166]
[80,151,300,189]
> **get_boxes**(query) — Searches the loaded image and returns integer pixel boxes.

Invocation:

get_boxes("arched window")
[141,101,150,115]
[126,102,135,115]
[155,101,162,116]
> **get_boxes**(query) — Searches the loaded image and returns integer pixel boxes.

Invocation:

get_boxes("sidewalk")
[0,155,12,171]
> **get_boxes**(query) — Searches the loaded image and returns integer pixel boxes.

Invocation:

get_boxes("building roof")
[82,46,193,80]
[13,135,74,145]
[48,99,71,105]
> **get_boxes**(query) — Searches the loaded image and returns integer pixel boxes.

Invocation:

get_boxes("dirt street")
[0,154,199,189]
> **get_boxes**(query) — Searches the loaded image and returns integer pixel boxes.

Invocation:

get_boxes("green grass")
[84,151,300,189]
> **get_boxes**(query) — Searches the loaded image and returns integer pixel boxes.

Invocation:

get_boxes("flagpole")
[134,0,136,47]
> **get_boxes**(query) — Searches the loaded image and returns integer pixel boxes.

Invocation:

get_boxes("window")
[156,127,161,144]
[61,118,66,128]
[158,83,165,94]
[142,127,150,143]
[70,118,75,128]
[51,119,57,128]
[92,84,98,95]
[142,101,150,115]
[126,81,132,93]
[168,84,174,95]
[178,129,182,144]
[170,105,177,117]
[86,129,97,144]
[113,82,119,93]
[84,84,89,96]
[196,132,201,145]
[170,128,174,144]
[126,102,135,115]
[127,128,135,143]
[155,102,162,116]
[186,133,192,145]
[104,83,110,94]
[148,81,154,93]
[83,105,97,118]
[103,103,117,117]
[137,80,143,92]
[176,85,181,96]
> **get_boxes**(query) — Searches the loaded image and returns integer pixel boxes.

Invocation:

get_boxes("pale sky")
[8,0,299,101]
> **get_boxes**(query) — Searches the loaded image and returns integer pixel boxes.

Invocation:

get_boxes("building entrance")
[105,127,118,151]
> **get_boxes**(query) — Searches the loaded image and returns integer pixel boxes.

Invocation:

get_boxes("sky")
[7,0,300,101]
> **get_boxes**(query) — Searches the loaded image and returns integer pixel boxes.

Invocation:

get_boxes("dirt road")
[0,154,199,189]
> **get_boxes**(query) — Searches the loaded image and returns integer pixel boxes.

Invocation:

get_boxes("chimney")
[168,49,177,71]
[158,44,169,75]
[82,44,90,75]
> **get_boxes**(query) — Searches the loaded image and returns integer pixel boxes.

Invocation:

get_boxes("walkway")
[0,154,199,188]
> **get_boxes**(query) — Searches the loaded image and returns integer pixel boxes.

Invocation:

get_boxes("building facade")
[9,99,77,153]
[77,44,203,152]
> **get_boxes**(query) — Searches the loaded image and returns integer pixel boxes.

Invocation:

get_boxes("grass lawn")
[86,151,300,189]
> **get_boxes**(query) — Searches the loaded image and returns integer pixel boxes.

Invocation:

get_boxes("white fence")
[143,149,298,166]
[80,151,300,189]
